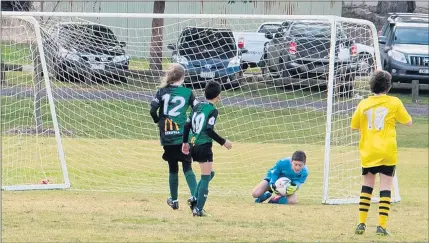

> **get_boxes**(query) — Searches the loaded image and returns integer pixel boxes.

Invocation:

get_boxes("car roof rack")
[388,12,428,17]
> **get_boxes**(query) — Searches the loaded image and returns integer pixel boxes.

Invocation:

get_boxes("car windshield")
[290,23,331,38]
[394,27,429,45]
[178,28,237,60]
[59,24,118,47]
[259,24,281,33]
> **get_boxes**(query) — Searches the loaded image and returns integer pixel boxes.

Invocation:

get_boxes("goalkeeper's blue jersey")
[266,157,309,188]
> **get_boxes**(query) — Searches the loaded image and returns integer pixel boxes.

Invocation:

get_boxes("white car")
[233,22,283,70]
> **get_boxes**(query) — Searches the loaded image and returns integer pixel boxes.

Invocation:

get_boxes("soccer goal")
[1,12,400,204]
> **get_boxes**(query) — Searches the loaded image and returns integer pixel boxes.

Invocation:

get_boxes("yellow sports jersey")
[351,95,412,168]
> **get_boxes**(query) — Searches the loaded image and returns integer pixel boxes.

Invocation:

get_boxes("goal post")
[1,15,70,190]
[1,11,400,204]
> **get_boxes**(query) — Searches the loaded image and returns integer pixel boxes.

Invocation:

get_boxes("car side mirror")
[119,41,126,47]
[265,32,273,40]
[378,36,387,45]
[240,48,248,54]
[167,43,176,50]
[274,33,283,38]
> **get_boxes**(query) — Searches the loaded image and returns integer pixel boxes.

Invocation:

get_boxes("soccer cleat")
[187,196,197,211]
[376,226,390,236]
[192,208,210,217]
[255,191,272,203]
[355,223,366,235]
[167,197,179,210]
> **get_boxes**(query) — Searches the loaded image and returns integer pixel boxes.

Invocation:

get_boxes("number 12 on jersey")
[364,107,388,130]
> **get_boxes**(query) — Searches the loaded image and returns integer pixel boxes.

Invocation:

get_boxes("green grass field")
[2,95,428,242]
[2,43,429,242]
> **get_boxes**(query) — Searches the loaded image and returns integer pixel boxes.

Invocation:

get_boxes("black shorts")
[162,145,191,163]
[362,165,396,177]
[190,143,213,163]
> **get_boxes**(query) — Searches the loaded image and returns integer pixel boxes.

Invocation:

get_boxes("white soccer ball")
[275,177,291,196]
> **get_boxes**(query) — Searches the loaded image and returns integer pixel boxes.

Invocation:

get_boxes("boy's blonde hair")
[159,63,185,88]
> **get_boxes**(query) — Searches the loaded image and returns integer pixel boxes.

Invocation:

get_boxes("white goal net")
[1,12,399,204]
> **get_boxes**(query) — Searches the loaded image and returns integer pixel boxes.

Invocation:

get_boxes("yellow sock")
[359,186,373,224]
[379,190,391,228]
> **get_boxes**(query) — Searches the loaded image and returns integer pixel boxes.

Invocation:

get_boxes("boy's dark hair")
[370,70,392,94]
[292,150,307,164]
[205,81,221,100]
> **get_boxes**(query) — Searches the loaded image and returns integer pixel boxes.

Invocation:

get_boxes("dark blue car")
[167,27,247,90]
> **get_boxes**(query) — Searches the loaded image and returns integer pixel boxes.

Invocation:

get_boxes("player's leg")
[268,192,297,205]
[252,179,272,203]
[193,160,212,216]
[167,159,180,210]
[286,192,297,204]
[376,166,395,236]
[181,154,197,198]
[355,168,376,234]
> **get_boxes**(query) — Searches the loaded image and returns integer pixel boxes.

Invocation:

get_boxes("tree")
[149,0,166,72]
[148,0,251,71]
[376,1,416,15]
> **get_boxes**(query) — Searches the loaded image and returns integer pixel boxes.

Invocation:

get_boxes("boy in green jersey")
[182,81,232,217]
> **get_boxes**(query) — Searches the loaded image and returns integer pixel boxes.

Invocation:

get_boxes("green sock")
[169,172,178,200]
[196,175,211,211]
[194,180,201,199]
[184,170,197,197]
[194,171,215,199]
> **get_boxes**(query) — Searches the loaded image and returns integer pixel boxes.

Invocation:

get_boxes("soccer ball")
[275,177,291,196]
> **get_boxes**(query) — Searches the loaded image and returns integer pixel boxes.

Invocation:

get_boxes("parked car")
[167,27,247,90]
[232,22,282,70]
[379,12,429,36]
[44,22,130,83]
[259,20,360,94]
[379,22,429,84]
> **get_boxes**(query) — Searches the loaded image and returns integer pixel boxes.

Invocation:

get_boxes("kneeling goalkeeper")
[251,150,309,204]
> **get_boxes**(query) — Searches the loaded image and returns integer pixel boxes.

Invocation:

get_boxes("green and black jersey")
[150,85,197,146]
[183,101,226,146]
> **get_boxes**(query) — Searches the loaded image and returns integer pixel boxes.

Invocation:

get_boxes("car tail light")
[350,43,357,56]
[238,37,244,49]
[288,41,297,55]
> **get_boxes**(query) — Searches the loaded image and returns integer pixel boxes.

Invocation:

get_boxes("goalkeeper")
[251,150,309,204]
[150,63,198,211]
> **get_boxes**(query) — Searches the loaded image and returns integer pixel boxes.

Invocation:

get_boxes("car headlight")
[228,56,241,68]
[388,50,407,63]
[59,47,80,61]
[112,55,129,63]
[172,55,188,65]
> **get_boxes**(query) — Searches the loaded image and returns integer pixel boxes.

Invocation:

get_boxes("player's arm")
[268,160,283,186]
[206,109,226,146]
[295,170,308,188]
[182,114,193,155]
[395,98,413,127]
[189,91,199,109]
[350,102,361,130]
[183,118,192,143]
[150,90,162,123]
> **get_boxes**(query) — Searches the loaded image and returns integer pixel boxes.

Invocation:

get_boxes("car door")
[379,25,394,66]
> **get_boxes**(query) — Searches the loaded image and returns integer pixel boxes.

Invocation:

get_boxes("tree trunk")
[376,1,416,15]
[149,0,166,71]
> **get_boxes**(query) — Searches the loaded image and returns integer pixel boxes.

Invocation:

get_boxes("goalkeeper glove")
[270,183,280,195]
[286,183,298,195]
